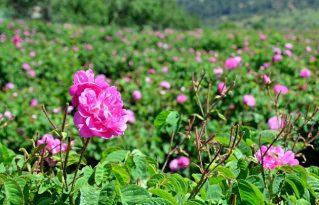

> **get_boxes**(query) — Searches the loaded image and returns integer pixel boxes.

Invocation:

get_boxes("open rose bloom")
[255,145,299,169]
[69,69,127,139]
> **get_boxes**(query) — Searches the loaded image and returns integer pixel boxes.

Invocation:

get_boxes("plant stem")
[70,138,90,200]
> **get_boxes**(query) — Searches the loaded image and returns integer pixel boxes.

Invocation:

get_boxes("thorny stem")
[189,126,243,199]
[161,131,176,172]
[70,138,90,200]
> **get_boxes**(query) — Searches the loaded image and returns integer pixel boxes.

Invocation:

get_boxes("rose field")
[0,19,319,204]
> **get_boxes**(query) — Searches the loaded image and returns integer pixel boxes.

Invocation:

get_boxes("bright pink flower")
[243,95,256,107]
[27,69,36,78]
[213,68,223,78]
[273,47,281,54]
[285,43,293,50]
[267,116,285,130]
[162,66,169,73]
[30,98,38,107]
[255,145,298,169]
[126,109,136,124]
[160,81,171,89]
[259,33,267,41]
[169,159,179,172]
[148,68,155,74]
[262,74,271,84]
[224,56,241,69]
[306,46,312,52]
[273,84,288,95]
[37,133,70,155]
[284,49,292,57]
[272,54,283,62]
[4,82,14,91]
[132,90,142,101]
[176,94,187,104]
[299,68,311,78]
[177,156,190,169]
[4,111,13,120]
[12,34,22,48]
[22,63,31,71]
[217,82,227,95]
[70,69,127,139]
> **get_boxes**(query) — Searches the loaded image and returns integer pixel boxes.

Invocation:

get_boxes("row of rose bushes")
[0,20,319,204]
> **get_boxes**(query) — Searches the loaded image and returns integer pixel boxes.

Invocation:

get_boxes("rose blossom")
[37,133,70,155]
[177,156,190,169]
[4,82,14,91]
[160,81,171,89]
[176,94,187,104]
[272,54,283,62]
[132,90,142,101]
[243,95,256,107]
[213,68,223,78]
[262,74,271,84]
[169,159,179,172]
[299,68,311,78]
[126,109,136,124]
[285,43,293,50]
[267,116,285,130]
[217,82,227,95]
[30,98,38,107]
[255,145,298,169]
[224,56,241,69]
[69,69,127,139]
[273,84,288,95]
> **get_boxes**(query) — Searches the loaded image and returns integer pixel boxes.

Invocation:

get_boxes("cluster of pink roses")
[69,69,127,139]
[255,145,299,169]
[169,156,190,172]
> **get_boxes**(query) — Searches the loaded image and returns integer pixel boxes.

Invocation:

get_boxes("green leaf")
[206,184,224,201]
[98,181,116,205]
[149,188,178,205]
[112,165,130,185]
[134,198,172,205]
[95,163,111,186]
[2,178,24,205]
[237,179,264,205]
[80,185,100,205]
[131,155,149,180]
[0,143,15,165]
[284,175,305,199]
[105,150,129,163]
[154,111,171,129]
[121,185,150,204]
[165,111,180,133]
[214,166,235,180]
[184,199,206,205]
[271,174,285,194]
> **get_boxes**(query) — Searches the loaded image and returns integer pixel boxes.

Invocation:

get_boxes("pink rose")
[30,98,38,107]
[176,94,187,104]
[299,68,311,78]
[160,81,171,89]
[169,159,179,172]
[262,74,271,85]
[255,145,298,169]
[213,68,223,78]
[272,54,283,62]
[126,109,136,124]
[267,116,285,130]
[217,82,227,95]
[224,56,241,70]
[243,95,256,107]
[177,156,190,169]
[132,90,142,101]
[273,84,288,95]
[70,69,127,139]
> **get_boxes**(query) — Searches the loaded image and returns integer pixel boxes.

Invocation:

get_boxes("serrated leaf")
[105,150,129,163]
[149,188,178,205]
[154,111,171,129]
[237,179,264,205]
[2,178,24,205]
[98,181,116,205]
[121,185,150,204]
[272,174,285,194]
[80,185,100,205]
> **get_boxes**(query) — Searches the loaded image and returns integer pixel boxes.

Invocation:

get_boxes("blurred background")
[1,0,319,29]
